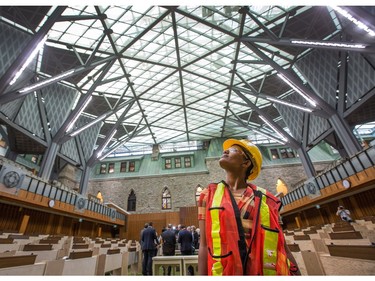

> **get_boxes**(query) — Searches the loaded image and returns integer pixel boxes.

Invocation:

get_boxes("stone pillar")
[58,164,78,191]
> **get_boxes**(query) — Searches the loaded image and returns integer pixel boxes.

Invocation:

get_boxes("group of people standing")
[140,222,200,275]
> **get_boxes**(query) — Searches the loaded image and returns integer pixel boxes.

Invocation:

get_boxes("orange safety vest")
[205,181,292,275]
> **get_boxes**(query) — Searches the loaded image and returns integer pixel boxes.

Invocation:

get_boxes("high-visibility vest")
[205,181,291,275]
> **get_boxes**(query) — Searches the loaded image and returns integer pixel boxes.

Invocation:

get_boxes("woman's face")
[219,145,248,171]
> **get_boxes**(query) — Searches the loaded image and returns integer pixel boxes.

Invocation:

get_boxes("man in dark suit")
[178,225,194,275]
[160,223,177,275]
[141,221,158,275]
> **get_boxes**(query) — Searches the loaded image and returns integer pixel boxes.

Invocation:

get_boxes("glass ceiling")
[46,6,297,150]
[2,5,373,158]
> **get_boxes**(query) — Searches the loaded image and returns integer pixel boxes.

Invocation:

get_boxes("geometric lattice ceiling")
[0,5,374,157]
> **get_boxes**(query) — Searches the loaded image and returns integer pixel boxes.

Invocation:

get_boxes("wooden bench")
[128,246,137,252]
[8,234,30,240]
[0,254,36,269]
[23,244,53,251]
[332,225,355,232]
[327,244,375,260]
[68,250,93,259]
[329,231,363,240]
[107,248,120,255]
[39,239,60,244]
[287,243,301,252]
[73,237,85,243]
[72,243,89,249]
[293,234,311,240]
[303,229,317,235]
[101,243,111,248]
[362,216,375,223]
[0,238,14,244]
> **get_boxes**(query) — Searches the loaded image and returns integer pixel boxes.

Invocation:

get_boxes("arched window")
[196,184,203,204]
[162,187,171,210]
[127,190,136,211]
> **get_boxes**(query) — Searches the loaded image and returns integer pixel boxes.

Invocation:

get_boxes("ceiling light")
[97,129,117,158]
[66,96,93,132]
[69,114,106,137]
[19,70,75,93]
[10,36,48,86]
[277,73,317,107]
[331,6,375,37]
[290,40,366,49]
[266,97,313,112]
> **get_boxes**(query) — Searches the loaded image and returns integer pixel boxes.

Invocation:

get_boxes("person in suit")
[178,225,195,275]
[160,224,177,275]
[141,221,158,275]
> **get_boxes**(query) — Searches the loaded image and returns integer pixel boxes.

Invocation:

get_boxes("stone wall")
[87,157,331,214]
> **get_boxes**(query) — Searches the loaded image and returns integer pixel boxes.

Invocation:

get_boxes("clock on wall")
[342,179,351,189]
[48,200,55,208]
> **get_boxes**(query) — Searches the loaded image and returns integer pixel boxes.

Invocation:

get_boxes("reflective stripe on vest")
[210,182,225,275]
[257,186,277,275]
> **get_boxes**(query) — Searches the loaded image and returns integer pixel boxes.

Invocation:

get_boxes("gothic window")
[162,187,171,210]
[127,190,136,211]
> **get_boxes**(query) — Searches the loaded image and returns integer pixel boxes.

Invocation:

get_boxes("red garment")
[203,181,294,275]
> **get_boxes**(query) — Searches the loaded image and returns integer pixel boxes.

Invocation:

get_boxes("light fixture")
[259,116,288,143]
[290,40,366,49]
[69,114,106,137]
[10,35,48,86]
[266,96,313,112]
[277,73,317,107]
[19,70,75,93]
[98,148,116,161]
[97,129,117,158]
[331,6,375,37]
[66,96,93,132]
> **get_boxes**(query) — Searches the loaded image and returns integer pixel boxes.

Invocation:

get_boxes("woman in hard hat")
[197,138,300,275]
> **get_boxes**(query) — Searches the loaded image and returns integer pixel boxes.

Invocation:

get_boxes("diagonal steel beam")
[0,6,67,95]
[221,6,248,137]
[0,55,116,104]
[171,10,190,142]
[233,89,300,148]
[54,59,116,143]
[241,37,375,53]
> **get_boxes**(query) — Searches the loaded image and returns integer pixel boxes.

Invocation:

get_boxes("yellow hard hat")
[223,139,262,180]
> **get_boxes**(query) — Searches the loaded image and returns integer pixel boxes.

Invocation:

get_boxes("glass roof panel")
[2,5,365,156]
